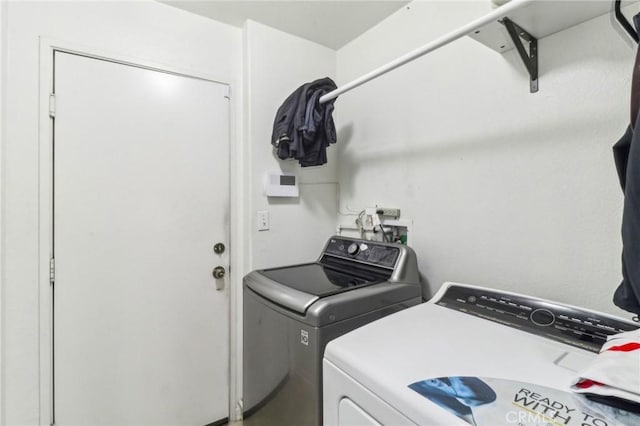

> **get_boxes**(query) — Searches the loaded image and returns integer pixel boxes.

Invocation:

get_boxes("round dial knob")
[531,308,555,326]
[347,243,360,256]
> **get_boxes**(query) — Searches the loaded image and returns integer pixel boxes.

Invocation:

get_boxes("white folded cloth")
[571,329,640,408]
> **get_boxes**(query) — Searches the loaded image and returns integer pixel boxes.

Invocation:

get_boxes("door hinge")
[49,257,55,285]
[49,94,56,118]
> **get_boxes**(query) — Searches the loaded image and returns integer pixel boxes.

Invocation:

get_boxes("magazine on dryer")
[409,376,640,426]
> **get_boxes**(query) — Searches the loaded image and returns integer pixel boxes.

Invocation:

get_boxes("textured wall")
[244,20,338,272]
[336,1,640,317]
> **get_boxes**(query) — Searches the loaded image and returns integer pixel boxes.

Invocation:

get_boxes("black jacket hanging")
[271,77,337,167]
[613,125,640,315]
[613,14,640,315]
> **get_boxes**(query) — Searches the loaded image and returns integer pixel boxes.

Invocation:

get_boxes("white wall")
[0,0,7,419]
[238,19,338,414]
[0,2,241,424]
[244,20,338,273]
[336,1,639,317]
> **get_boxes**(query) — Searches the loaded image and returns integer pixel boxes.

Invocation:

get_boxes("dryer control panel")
[436,284,639,352]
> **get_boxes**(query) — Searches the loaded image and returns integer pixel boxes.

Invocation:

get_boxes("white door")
[53,51,230,426]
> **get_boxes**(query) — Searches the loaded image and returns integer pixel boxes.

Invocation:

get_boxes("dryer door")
[339,399,382,426]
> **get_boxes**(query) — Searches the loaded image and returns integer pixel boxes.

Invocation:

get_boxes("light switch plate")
[257,210,269,231]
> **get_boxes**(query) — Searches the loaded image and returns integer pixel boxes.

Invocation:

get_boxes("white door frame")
[0,1,7,419]
[37,37,238,425]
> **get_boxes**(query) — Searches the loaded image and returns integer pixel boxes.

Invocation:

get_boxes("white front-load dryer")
[323,282,640,425]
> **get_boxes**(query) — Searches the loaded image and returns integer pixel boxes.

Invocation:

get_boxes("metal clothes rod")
[318,0,536,104]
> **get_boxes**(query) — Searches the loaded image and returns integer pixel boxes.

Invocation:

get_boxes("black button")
[531,309,555,326]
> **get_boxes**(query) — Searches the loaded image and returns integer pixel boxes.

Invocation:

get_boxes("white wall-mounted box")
[265,172,299,197]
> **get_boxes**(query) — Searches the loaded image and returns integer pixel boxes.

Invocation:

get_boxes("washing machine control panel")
[323,237,400,268]
[436,284,639,352]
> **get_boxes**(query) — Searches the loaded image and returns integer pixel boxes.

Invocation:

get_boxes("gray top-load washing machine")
[242,236,422,426]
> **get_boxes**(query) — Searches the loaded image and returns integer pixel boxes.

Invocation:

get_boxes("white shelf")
[321,0,639,102]
[469,0,632,53]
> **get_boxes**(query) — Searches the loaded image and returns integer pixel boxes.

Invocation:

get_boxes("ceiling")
[160,1,411,49]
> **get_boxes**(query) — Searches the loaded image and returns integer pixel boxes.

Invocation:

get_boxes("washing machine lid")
[323,282,639,425]
[260,263,383,296]
[245,262,387,314]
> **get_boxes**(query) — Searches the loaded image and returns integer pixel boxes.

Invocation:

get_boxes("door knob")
[212,266,226,279]
[212,266,226,291]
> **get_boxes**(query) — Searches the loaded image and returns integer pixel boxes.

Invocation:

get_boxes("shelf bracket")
[501,17,538,93]
[614,0,639,43]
